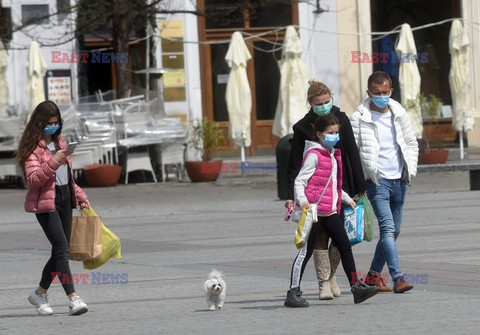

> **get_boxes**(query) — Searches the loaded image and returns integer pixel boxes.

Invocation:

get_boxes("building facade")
[3,0,78,112]
[2,0,479,151]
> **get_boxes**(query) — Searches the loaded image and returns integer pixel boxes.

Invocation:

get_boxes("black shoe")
[284,287,309,308]
[351,283,379,304]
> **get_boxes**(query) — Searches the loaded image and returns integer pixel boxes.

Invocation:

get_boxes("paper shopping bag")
[83,223,121,270]
[69,207,103,261]
[343,205,365,246]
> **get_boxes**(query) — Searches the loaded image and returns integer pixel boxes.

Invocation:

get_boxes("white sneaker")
[68,295,88,316]
[28,290,53,315]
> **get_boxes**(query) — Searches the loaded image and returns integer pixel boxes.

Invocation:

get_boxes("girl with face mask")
[284,114,379,307]
[284,81,367,307]
[16,100,90,316]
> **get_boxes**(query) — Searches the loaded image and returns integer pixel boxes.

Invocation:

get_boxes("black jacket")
[286,106,366,200]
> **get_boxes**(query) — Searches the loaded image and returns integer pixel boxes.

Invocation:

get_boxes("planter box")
[423,120,457,144]
[184,160,222,182]
[418,149,449,165]
[83,164,122,187]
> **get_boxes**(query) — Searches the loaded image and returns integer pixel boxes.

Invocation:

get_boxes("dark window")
[370,0,461,105]
[254,40,281,120]
[210,43,231,122]
[250,1,292,28]
[22,5,49,25]
[205,0,292,30]
[56,0,70,21]
[0,7,12,43]
[205,0,244,29]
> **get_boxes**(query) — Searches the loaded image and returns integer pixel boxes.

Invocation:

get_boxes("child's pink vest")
[302,148,343,214]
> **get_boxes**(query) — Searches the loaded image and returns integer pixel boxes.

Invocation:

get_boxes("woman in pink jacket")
[16,101,90,316]
[284,114,379,307]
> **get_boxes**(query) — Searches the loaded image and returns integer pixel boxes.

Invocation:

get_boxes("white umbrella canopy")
[272,25,309,138]
[27,41,47,112]
[449,19,475,160]
[225,31,252,149]
[0,41,9,117]
[449,19,475,132]
[395,23,422,139]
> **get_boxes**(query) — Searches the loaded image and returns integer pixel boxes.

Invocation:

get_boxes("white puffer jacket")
[350,98,418,185]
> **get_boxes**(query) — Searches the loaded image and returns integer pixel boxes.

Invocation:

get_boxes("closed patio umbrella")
[225,31,252,164]
[395,23,422,139]
[27,41,47,112]
[272,26,309,138]
[449,19,475,159]
[0,41,9,117]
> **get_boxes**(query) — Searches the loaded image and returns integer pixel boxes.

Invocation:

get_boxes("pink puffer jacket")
[303,148,343,215]
[24,137,87,213]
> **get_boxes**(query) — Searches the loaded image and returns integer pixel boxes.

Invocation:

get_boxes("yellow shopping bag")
[82,208,121,270]
[294,207,315,249]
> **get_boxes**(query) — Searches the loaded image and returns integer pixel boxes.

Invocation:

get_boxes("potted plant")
[184,117,226,182]
[407,93,449,164]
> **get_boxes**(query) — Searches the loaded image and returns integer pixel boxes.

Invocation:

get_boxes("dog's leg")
[217,290,225,309]
[207,296,216,311]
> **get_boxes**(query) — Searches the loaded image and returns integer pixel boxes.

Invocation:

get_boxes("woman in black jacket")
[284,81,367,307]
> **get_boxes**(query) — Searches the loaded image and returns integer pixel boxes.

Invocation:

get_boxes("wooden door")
[198,0,298,155]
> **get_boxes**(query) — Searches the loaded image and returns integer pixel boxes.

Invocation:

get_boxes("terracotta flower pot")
[418,149,449,165]
[184,160,223,182]
[83,164,123,187]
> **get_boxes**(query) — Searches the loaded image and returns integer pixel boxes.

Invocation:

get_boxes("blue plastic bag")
[343,205,365,246]
[354,195,374,242]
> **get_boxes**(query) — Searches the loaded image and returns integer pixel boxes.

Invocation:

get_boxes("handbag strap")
[299,149,334,207]
[313,172,333,206]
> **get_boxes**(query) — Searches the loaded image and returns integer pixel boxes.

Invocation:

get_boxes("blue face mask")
[43,124,60,135]
[313,100,333,115]
[323,133,340,147]
[371,95,390,109]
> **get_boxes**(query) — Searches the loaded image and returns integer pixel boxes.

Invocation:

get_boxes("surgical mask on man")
[371,95,390,109]
[313,100,333,115]
[322,133,340,147]
[43,124,60,135]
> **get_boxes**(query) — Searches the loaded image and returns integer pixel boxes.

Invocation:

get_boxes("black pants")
[35,184,75,296]
[289,209,358,289]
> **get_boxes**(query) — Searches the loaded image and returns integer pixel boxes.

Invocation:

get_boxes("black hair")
[367,71,392,91]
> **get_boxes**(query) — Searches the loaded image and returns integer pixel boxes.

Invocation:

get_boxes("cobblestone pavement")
[0,169,479,334]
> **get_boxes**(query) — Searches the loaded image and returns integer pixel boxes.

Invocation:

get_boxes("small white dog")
[203,269,226,311]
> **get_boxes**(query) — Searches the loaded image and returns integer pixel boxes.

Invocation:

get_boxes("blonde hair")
[307,80,331,103]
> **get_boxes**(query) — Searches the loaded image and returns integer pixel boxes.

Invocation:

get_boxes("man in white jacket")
[350,71,418,293]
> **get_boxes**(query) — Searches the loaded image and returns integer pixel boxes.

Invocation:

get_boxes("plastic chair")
[158,143,185,182]
[117,102,157,184]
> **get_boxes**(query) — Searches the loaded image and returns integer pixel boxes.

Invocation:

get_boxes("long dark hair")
[15,101,63,169]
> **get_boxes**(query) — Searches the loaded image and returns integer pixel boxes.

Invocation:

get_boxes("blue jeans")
[366,178,406,282]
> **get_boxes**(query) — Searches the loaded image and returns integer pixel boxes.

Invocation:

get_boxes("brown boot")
[393,276,413,293]
[365,272,393,292]
[328,245,341,297]
[313,250,333,300]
